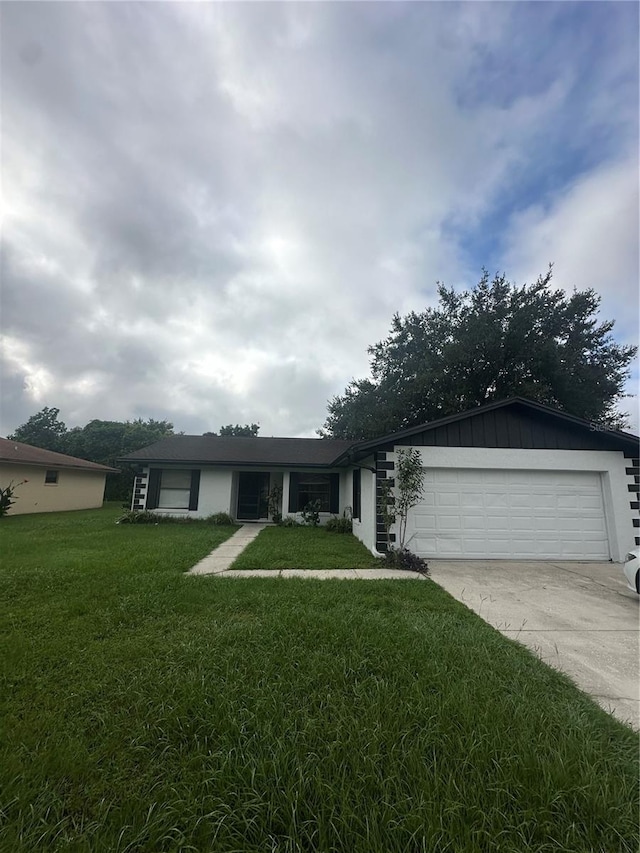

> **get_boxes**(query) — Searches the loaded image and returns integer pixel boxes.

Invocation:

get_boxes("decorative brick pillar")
[375,450,396,552]
[131,468,148,511]
[625,455,640,547]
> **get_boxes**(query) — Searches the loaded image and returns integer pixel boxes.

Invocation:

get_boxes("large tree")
[321,268,637,439]
[65,417,175,500]
[9,410,175,501]
[8,406,68,451]
[204,424,260,437]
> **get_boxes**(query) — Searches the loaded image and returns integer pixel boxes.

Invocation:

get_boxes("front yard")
[1,506,637,852]
[230,525,381,570]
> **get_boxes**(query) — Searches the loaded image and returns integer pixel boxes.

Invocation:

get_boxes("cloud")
[1,2,637,437]
[501,154,639,341]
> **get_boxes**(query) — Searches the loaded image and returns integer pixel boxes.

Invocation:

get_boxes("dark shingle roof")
[120,435,356,467]
[0,437,119,472]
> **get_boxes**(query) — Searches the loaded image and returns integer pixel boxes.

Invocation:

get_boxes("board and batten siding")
[401,406,632,452]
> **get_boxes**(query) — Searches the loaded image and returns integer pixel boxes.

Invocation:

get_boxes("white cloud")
[0,2,637,437]
[501,154,639,334]
[500,153,639,429]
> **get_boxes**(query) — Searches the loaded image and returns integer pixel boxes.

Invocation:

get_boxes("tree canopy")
[8,407,68,452]
[204,424,260,437]
[320,268,637,440]
[8,411,175,500]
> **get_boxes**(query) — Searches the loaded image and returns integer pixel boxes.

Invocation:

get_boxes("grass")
[0,506,638,852]
[230,525,381,570]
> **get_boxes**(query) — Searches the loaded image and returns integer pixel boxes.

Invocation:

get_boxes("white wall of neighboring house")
[0,463,108,515]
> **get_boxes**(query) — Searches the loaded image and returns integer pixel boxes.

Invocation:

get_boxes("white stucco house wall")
[120,398,639,563]
[0,437,118,515]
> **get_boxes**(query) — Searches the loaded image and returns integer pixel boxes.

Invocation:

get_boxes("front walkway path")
[221,568,427,580]
[187,524,427,580]
[188,524,267,575]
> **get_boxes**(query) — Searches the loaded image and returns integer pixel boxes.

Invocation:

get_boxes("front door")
[237,472,270,520]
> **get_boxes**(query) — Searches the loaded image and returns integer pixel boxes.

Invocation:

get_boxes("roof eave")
[117,458,344,468]
[0,458,119,474]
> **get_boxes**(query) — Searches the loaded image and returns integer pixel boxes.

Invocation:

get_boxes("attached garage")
[343,398,639,563]
[410,468,610,560]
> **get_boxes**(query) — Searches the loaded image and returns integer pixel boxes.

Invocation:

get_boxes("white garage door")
[409,469,610,560]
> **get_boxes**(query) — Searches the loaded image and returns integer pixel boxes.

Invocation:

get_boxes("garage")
[409,468,610,559]
[345,397,638,563]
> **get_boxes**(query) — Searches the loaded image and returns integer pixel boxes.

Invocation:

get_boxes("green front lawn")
[230,525,380,570]
[0,507,637,852]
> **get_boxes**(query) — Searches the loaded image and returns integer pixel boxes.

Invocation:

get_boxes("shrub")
[116,511,198,525]
[208,512,235,526]
[384,548,429,575]
[267,484,283,523]
[0,479,27,518]
[117,510,163,524]
[301,500,322,527]
[325,516,353,534]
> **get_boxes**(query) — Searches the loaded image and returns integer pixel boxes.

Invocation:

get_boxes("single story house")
[120,398,639,562]
[0,437,118,515]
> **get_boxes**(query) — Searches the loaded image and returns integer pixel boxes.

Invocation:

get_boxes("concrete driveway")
[428,559,639,729]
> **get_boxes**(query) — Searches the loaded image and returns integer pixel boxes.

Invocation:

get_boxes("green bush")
[384,548,430,574]
[0,480,27,518]
[117,510,162,524]
[325,516,353,534]
[116,511,198,525]
[301,500,322,527]
[207,512,235,526]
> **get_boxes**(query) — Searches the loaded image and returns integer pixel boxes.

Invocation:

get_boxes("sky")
[1,1,638,438]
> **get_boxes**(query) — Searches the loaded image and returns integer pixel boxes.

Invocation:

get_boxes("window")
[288,473,339,514]
[158,469,192,508]
[352,468,361,521]
[45,470,59,485]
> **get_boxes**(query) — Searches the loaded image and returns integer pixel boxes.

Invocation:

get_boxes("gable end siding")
[405,407,630,451]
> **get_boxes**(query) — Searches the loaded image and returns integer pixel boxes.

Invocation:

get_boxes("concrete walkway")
[221,568,427,580]
[188,524,267,575]
[187,524,426,579]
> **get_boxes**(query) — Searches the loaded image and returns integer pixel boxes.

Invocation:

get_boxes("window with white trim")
[158,469,191,508]
[288,473,339,514]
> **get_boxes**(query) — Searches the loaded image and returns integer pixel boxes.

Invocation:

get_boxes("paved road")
[428,559,639,729]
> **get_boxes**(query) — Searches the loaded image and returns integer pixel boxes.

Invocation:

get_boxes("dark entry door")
[237,472,270,520]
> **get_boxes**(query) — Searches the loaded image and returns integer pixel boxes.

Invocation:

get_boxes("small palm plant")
[0,479,27,518]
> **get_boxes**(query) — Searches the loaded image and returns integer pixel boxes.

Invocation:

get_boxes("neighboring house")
[120,398,639,563]
[0,437,118,515]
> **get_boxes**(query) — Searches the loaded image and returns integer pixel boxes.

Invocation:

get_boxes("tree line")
[7,409,261,501]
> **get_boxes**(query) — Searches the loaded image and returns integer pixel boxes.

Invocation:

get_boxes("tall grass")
[0,507,637,852]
